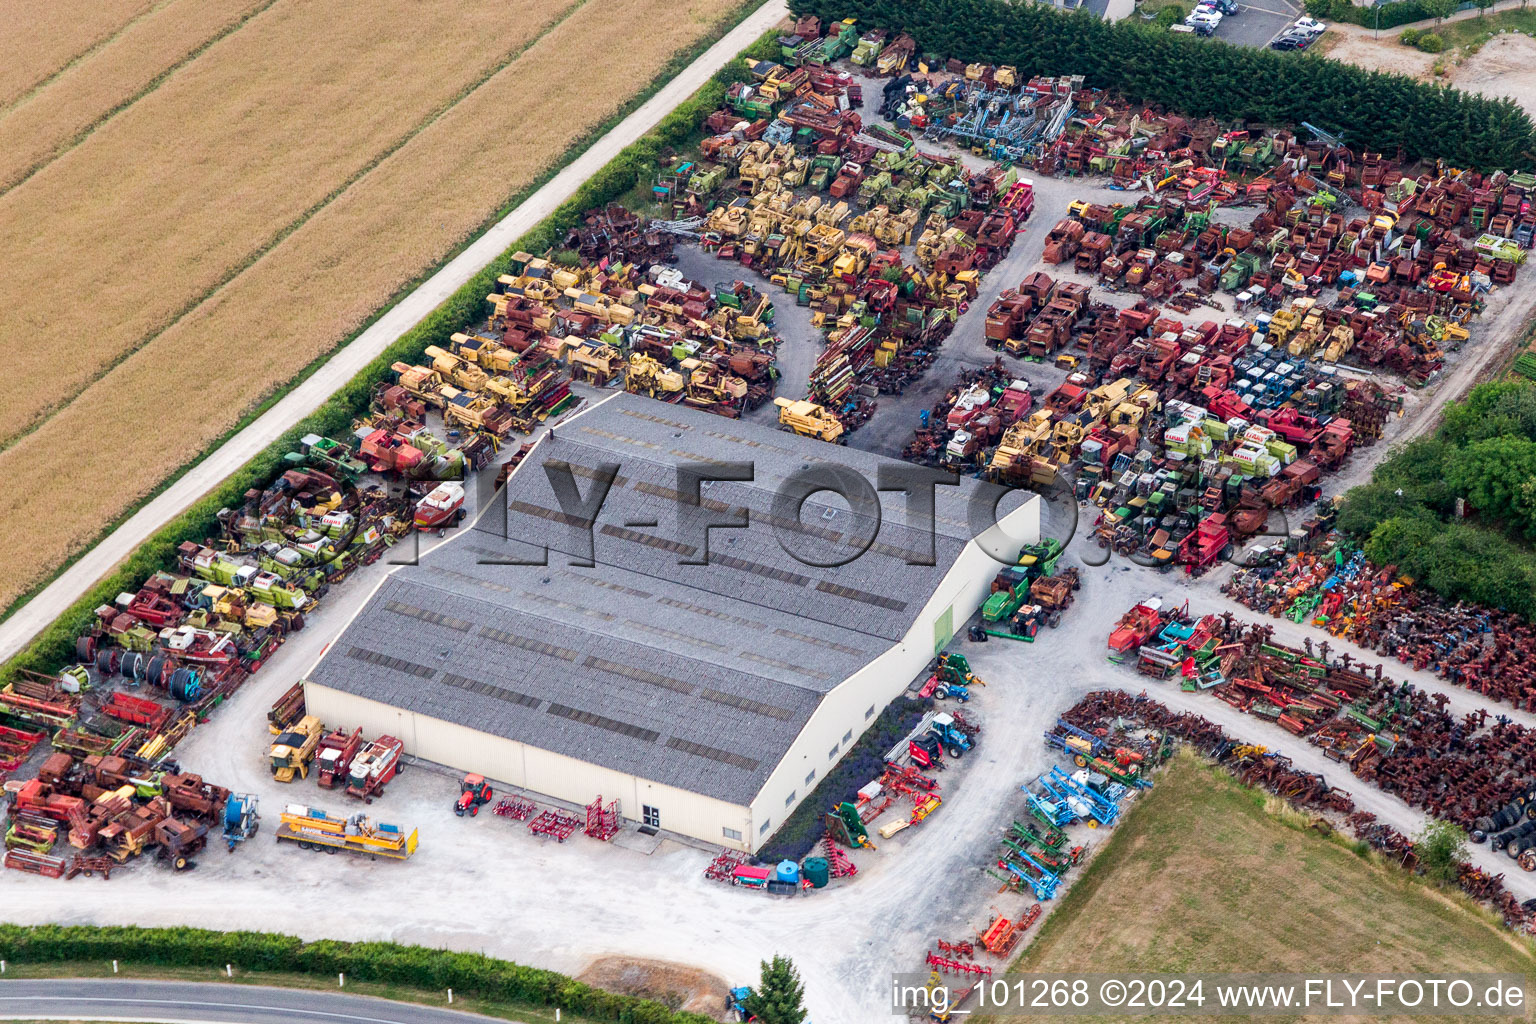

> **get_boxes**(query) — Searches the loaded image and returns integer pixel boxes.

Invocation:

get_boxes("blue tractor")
[928,713,975,759]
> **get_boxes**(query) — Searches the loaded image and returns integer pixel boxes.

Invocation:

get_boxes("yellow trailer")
[276,804,418,860]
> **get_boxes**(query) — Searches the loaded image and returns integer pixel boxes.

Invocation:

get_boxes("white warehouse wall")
[303,682,755,851]
[746,494,1040,847]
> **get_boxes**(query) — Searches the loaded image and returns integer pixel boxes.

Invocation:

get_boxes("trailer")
[276,804,418,860]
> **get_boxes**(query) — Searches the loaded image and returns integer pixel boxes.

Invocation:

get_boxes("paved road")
[0,0,788,668]
[0,979,513,1024]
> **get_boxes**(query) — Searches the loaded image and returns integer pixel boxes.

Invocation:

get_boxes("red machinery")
[345,735,403,802]
[13,779,86,823]
[358,428,424,475]
[455,773,493,817]
[819,835,858,878]
[122,588,185,628]
[1179,514,1233,574]
[413,481,466,531]
[583,794,621,841]
[0,724,47,773]
[100,692,171,734]
[493,795,537,820]
[527,808,581,842]
[730,863,773,888]
[314,727,364,789]
[1108,600,1164,659]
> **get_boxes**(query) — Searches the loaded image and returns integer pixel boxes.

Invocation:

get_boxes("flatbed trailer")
[275,805,417,860]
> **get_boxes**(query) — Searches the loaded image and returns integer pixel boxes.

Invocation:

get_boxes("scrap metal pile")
[1224,541,1536,711]
[465,221,781,420]
[5,749,250,879]
[989,718,1154,903]
[1062,691,1532,930]
[676,30,1040,434]
[1106,603,1536,859]
[0,438,442,847]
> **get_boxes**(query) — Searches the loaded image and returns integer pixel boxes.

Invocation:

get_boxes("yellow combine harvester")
[276,804,418,861]
[268,714,323,783]
[774,397,844,443]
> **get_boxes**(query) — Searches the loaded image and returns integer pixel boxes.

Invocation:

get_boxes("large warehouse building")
[303,394,1039,852]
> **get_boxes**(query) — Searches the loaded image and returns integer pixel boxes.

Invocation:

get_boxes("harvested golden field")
[0,0,560,445]
[0,0,150,107]
[1003,754,1536,1023]
[0,0,749,611]
[0,0,275,191]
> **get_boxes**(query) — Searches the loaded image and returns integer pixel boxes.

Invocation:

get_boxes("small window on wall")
[805,769,816,785]
[785,791,796,807]
[723,827,742,841]
[828,743,839,760]
[866,705,876,720]
[642,805,660,828]
[760,818,771,834]
[843,729,853,744]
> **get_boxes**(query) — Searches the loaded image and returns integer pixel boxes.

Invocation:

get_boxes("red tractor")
[455,774,494,817]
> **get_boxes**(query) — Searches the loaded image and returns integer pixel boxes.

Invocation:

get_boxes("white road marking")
[0,996,444,1024]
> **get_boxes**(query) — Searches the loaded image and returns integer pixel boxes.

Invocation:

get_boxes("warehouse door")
[933,605,954,653]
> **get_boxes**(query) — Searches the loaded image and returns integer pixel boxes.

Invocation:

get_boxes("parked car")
[1292,15,1327,35]
[1186,10,1223,30]
[1271,31,1309,49]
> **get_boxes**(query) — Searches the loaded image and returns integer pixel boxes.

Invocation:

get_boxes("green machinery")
[1017,537,1064,579]
[286,434,365,482]
[825,801,873,849]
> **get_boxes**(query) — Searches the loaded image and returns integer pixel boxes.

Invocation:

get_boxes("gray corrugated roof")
[309,394,1003,804]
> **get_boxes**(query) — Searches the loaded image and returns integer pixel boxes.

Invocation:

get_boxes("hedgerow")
[0,924,716,1024]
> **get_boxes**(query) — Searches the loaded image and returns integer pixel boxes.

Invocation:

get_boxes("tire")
[326,846,337,855]
[948,746,964,759]
[935,686,949,700]
[291,613,306,633]
[173,855,189,871]
[395,762,404,774]
[1073,754,1089,768]
[77,635,96,661]
[146,654,169,688]
[470,804,480,817]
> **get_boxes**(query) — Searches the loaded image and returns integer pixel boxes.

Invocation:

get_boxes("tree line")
[788,0,1534,169]
[1339,378,1536,618]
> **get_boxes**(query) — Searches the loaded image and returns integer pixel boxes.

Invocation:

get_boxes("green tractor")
[930,651,985,689]
[1017,537,1064,580]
